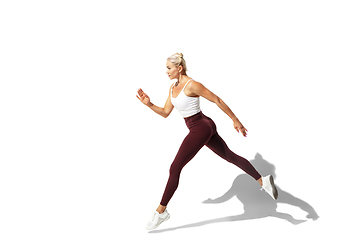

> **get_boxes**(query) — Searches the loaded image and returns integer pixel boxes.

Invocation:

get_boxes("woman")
[136,53,278,230]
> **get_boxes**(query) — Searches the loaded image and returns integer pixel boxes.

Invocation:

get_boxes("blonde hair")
[167,52,187,74]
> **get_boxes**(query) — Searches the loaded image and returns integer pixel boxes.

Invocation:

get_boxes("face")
[166,60,182,80]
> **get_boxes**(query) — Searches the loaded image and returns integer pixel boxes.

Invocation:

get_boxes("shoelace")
[150,212,157,222]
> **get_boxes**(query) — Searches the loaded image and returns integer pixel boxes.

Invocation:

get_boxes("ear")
[178,65,183,73]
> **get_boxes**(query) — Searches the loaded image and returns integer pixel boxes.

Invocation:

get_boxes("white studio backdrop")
[1,1,359,239]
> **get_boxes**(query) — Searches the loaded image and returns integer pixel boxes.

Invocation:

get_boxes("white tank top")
[171,80,201,118]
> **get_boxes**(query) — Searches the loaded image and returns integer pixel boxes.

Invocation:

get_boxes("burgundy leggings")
[160,112,261,206]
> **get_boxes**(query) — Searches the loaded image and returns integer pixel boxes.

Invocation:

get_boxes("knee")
[169,162,182,177]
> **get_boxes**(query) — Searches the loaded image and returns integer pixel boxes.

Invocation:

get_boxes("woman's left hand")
[234,120,247,137]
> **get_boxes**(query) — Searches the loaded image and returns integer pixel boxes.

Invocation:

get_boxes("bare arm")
[136,86,174,118]
[187,81,248,136]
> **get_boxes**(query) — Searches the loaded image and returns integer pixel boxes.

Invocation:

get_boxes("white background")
[1,0,359,239]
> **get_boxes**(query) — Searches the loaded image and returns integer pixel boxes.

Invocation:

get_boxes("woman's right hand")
[136,88,152,107]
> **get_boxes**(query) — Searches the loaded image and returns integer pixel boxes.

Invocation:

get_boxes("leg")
[159,129,212,209]
[205,132,262,181]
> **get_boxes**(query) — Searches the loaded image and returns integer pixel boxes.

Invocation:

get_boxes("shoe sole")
[269,175,278,200]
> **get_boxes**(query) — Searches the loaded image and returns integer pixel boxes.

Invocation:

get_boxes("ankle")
[156,205,166,214]
[257,177,263,187]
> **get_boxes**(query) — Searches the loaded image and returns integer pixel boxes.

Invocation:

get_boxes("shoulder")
[169,82,175,94]
[187,80,205,91]
[187,79,200,87]
[185,79,209,97]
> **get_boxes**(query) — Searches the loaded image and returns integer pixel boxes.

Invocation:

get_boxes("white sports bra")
[171,79,201,118]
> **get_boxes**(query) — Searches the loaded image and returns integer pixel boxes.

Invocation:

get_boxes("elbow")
[215,96,222,105]
[162,108,172,118]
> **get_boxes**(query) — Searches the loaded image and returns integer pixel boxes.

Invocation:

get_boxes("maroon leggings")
[160,112,261,206]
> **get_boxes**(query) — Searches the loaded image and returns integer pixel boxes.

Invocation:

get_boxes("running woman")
[136,53,278,231]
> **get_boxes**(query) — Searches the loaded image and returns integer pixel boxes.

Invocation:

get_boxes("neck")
[176,74,189,85]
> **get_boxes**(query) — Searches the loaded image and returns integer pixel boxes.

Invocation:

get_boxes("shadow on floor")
[150,153,319,233]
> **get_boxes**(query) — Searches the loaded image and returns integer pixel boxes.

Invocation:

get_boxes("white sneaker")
[261,175,278,200]
[146,210,170,230]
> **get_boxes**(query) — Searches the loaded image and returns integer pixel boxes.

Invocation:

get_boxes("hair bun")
[167,52,187,73]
